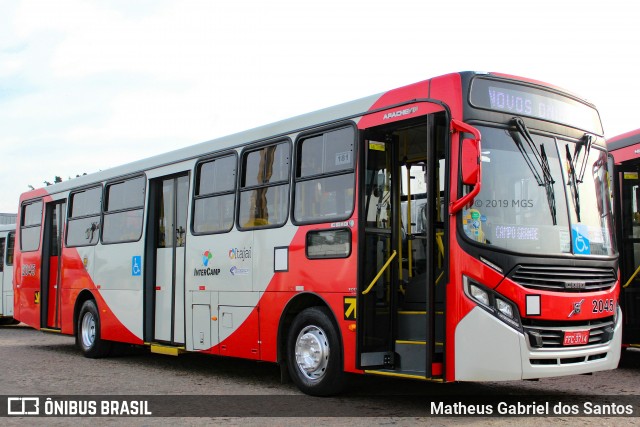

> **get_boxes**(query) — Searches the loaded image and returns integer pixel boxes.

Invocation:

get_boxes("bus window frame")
[191,150,239,236]
[0,236,4,272]
[6,232,15,266]
[101,174,146,245]
[20,198,43,252]
[236,138,292,232]
[66,184,103,248]
[305,228,352,260]
[291,122,357,226]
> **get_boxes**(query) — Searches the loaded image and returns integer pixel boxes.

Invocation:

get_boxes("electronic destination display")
[469,77,602,134]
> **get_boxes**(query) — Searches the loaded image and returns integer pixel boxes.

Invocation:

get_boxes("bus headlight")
[463,276,522,332]
[469,283,490,306]
[496,298,513,318]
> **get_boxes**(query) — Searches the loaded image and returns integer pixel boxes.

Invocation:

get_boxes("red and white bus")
[14,71,620,395]
[0,224,17,324]
[608,129,640,346]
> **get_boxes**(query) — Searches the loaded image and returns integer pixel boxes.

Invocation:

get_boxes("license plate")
[563,330,590,346]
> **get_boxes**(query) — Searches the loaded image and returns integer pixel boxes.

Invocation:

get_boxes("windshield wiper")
[510,117,557,225]
[565,133,594,223]
[565,145,581,222]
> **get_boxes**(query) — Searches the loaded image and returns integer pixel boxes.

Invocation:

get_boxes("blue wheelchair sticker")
[571,225,591,255]
[132,256,142,276]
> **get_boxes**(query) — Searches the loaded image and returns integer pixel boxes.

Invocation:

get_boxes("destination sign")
[469,77,602,134]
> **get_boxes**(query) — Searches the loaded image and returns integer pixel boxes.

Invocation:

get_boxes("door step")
[394,339,445,373]
[395,339,426,373]
[397,310,445,350]
[397,311,426,341]
[149,343,185,356]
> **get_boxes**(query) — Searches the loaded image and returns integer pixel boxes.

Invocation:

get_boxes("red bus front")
[447,73,620,380]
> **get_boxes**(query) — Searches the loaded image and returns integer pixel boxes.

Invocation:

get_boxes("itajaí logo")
[228,247,252,262]
[202,251,213,267]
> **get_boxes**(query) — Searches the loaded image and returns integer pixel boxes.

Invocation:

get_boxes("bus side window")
[6,233,14,266]
[102,177,145,244]
[20,200,43,252]
[67,186,102,247]
[294,126,355,224]
[238,141,290,229]
[193,153,237,234]
[0,237,4,272]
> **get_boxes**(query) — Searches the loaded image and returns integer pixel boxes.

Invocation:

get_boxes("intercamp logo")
[202,251,213,267]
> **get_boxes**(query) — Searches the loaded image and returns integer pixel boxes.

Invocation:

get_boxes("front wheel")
[286,306,344,396]
[76,300,111,358]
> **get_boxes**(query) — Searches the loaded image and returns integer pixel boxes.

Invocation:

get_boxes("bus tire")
[77,299,111,358]
[286,306,344,396]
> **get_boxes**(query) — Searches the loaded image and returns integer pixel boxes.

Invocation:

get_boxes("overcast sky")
[1,0,638,213]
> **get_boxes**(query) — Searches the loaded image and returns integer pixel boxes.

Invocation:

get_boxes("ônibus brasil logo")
[194,251,220,276]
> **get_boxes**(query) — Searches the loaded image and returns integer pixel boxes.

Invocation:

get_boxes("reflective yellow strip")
[397,311,444,315]
[364,370,443,382]
[396,340,444,346]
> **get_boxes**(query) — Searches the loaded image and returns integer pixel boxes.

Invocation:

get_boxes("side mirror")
[449,120,482,214]
[461,138,480,186]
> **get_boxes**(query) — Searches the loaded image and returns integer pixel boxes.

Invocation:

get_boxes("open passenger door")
[616,160,640,344]
[357,103,451,379]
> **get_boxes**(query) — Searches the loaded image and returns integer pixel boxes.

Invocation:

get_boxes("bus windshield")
[462,125,615,256]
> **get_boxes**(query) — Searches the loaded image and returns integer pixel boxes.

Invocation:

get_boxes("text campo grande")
[12,398,152,416]
[431,401,634,416]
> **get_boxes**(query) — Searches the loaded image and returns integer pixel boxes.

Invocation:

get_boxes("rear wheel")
[286,306,344,396]
[77,300,111,358]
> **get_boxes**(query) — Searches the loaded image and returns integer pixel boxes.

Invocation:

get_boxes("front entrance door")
[41,200,66,329]
[358,113,447,377]
[618,163,640,343]
[359,133,399,367]
[0,236,5,315]
[152,174,189,345]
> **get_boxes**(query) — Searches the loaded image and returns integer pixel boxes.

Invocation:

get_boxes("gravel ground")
[0,323,639,426]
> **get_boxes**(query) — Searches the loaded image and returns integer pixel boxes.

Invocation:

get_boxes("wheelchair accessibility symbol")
[571,225,591,255]
[132,256,142,276]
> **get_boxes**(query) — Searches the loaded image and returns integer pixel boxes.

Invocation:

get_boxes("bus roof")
[608,128,640,151]
[0,224,15,233]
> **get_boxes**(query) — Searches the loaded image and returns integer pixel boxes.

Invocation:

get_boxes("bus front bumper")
[455,306,622,381]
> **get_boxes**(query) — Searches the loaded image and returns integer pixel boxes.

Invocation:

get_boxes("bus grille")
[509,265,616,292]
[522,318,615,349]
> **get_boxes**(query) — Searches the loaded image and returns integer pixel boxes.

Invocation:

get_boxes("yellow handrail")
[624,264,640,288]
[406,165,413,279]
[362,250,397,295]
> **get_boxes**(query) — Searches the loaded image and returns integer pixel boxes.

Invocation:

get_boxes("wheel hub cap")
[81,312,96,348]
[294,326,329,380]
